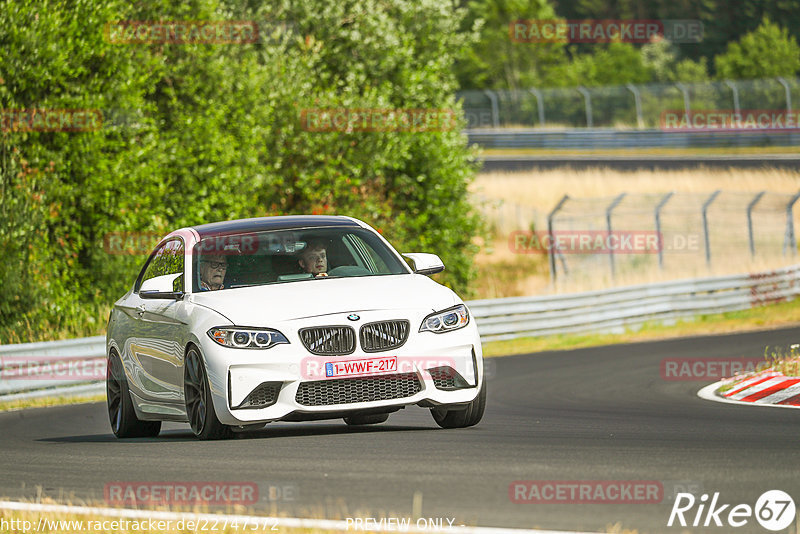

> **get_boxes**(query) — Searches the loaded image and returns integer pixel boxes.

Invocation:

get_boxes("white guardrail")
[1,263,799,400]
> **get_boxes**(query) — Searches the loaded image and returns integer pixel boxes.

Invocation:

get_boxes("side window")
[140,239,185,292]
[345,234,389,273]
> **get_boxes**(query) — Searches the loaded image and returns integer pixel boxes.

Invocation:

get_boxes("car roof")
[190,215,362,238]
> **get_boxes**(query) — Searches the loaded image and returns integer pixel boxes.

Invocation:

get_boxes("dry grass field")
[470,167,800,299]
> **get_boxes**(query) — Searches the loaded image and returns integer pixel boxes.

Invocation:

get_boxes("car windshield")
[192,226,408,291]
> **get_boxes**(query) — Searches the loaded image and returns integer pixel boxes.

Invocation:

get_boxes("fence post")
[747,191,766,257]
[483,89,500,128]
[776,77,792,113]
[702,190,721,267]
[606,193,626,279]
[577,86,593,128]
[625,83,644,129]
[723,80,740,116]
[675,82,691,117]
[784,191,800,256]
[654,192,674,270]
[547,195,570,282]
[529,88,546,127]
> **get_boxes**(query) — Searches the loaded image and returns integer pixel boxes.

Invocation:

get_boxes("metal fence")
[475,190,800,284]
[459,77,800,130]
[1,263,798,399]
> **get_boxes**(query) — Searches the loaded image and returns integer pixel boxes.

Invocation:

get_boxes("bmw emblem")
[347,314,360,321]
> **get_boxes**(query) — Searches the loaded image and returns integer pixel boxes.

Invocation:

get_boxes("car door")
[127,238,189,405]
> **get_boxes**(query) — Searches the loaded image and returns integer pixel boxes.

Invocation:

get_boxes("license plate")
[325,356,397,378]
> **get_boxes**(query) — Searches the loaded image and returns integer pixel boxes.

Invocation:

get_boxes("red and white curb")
[698,370,800,409]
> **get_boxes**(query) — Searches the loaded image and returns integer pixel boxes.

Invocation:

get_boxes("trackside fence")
[2,263,799,397]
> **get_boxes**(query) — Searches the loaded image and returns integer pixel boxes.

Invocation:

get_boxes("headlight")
[419,305,469,333]
[207,327,290,349]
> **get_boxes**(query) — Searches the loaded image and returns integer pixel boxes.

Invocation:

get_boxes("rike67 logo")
[668,490,795,531]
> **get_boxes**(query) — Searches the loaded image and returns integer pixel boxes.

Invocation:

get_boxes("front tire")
[431,378,486,429]
[184,346,232,440]
[106,351,161,438]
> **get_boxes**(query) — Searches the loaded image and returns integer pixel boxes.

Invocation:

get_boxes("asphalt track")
[1,327,799,534]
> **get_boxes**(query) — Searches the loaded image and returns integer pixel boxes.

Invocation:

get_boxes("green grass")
[482,297,800,357]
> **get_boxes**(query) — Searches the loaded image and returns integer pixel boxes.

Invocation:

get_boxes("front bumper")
[200,316,483,426]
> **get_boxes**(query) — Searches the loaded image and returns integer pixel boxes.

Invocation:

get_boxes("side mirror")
[139,273,184,300]
[402,253,445,276]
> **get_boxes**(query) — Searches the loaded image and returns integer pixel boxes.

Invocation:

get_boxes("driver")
[198,254,227,290]
[298,240,328,277]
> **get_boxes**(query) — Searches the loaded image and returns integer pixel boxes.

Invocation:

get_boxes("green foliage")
[454,0,568,89]
[641,38,709,82]
[0,0,483,342]
[714,17,800,79]
[458,0,800,89]
[553,41,653,86]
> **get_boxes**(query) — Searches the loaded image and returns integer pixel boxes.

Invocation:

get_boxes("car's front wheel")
[106,350,161,438]
[184,346,232,440]
[431,378,486,429]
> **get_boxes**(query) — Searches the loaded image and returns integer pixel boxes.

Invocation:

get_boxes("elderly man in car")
[199,255,228,290]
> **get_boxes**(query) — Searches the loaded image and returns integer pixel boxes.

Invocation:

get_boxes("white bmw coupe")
[106,216,485,439]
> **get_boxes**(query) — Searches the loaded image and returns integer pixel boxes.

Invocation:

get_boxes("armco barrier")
[1,264,798,399]
[466,128,800,150]
[0,336,106,397]
[469,264,800,341]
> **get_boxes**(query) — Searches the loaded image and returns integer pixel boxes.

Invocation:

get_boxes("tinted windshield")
[192,227,408,292]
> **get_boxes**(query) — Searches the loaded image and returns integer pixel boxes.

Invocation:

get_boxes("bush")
[0,0,482,342]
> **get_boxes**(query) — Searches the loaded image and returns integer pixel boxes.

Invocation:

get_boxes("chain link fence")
[459,77,800,130]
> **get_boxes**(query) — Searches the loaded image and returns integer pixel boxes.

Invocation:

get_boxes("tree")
[0,0,483,341]
[714,17,800,79]
[455,0,568,89]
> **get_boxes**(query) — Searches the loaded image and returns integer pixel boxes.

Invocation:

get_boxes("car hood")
[189,274,459,324]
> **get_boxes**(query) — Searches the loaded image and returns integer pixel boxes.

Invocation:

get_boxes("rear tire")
[344,413,390,426]
[431,378,486,429]
[106,351,161,438]
[184,346,233,440]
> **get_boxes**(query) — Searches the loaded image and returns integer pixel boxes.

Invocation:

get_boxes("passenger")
[298,240,328,277]
[199,255,228,290]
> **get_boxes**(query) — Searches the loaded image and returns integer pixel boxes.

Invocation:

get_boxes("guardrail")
[0,336,106,399]
[1,263,798,398]
[470,264,800,341]
[466,128,800,150]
